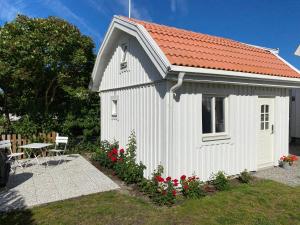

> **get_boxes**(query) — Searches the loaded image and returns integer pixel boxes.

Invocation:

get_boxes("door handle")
[271,124,274,134]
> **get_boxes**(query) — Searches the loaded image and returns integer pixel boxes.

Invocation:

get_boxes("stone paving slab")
[0,154,119,212]
[254,161,300,187]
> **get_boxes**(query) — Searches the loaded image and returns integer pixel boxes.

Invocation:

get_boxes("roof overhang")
[89,16,171,92]
[168,65,300,88]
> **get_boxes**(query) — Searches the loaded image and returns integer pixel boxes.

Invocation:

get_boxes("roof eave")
[169,65,300,88]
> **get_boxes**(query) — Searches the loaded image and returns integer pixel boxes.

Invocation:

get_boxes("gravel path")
[254,161,300,187]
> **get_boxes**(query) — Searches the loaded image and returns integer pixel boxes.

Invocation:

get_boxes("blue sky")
[1,0,300,69]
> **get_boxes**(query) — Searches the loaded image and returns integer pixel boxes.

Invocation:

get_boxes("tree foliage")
[0,15,99,140]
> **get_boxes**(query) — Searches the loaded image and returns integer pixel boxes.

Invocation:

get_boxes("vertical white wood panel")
[100,83,167,178]
[169,82,289,181]
[100,34,162,91]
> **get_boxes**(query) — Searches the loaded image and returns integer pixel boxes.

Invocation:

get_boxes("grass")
[1,179,300,225]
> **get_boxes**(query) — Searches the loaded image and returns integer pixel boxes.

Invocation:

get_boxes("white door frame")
[257,96,275,169]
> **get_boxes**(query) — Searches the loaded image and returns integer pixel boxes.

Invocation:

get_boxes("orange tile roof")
[122,17,300,78]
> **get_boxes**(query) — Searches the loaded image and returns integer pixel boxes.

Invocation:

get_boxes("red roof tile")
[122,17,300,78]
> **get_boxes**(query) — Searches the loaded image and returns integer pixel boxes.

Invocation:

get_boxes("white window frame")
[202,95,230,141]
[111,96,119,119]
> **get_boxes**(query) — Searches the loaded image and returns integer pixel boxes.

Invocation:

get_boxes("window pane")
[215,97,225,133]
[261,105,264,113]
[261,114,264,122]
[112,100,117,117]
[265,105,269,113]
[265,122,269,130]
[202,96,212,134]
[261,122,264,130]
[265,114,269,121]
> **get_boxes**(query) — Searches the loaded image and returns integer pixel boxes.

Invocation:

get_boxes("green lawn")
[1,180,300,225]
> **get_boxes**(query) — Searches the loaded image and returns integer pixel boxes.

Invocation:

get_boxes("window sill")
[202,133,230,142]
[111,116,118,120]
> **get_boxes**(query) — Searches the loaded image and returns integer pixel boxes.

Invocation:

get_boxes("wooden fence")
[0,132,56,155]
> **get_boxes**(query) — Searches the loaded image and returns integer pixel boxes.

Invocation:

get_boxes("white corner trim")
[169,65,300,84]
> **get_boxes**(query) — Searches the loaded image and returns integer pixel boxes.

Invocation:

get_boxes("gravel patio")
[0,154,119,212]
[254,143,300,187]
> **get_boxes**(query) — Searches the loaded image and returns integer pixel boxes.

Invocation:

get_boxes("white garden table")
[19,143,53,166]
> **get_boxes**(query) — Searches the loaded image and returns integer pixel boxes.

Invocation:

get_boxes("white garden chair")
[47,134,68,165]
[0,140,24,172]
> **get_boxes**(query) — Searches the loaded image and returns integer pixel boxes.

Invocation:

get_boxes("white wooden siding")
[290,89,300,138]
[100,33,162,91]
[169,82,289,181]
[101,83,167,178]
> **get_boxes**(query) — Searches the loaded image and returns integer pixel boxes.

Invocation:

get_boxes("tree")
[0,15,99,140]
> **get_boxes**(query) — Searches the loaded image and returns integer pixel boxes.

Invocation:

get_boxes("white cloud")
[169,0,188,14]
[87,0,111,16]
[43,0,101,40]
[0,0,26,22]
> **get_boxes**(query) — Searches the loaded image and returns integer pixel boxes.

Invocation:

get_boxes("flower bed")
[93,132,254,206]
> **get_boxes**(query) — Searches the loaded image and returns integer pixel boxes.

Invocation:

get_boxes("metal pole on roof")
[129,0,131,18]
[295,45,300,56]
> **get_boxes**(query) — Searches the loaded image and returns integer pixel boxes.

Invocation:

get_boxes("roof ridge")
[118,15,274,54]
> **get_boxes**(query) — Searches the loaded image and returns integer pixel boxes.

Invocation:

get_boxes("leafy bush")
[114,132,146,184]
[152,175,178,206]
[93,131,146,184]
[93,140,119,169]
[180,175,205,198]
[211,171,230,191]
[139,165,164,197]
[239,169,252,184]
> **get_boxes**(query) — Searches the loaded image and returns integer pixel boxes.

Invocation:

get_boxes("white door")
[257,97,274,169]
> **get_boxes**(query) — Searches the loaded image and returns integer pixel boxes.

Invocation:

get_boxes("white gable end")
[100,33,163,91]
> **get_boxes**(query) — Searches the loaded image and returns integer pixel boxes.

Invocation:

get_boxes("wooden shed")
[90,16,300,180]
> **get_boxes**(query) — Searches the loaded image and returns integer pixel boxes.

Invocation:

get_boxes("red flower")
[111,156,117,162]
[166,176,171,181]
[120,148,125,154]
[112,148,118,154]
[155,176,164,183]
[183,185,189,190]
[174,182,178,187]
[173,179,178,183]
[180,175,186,181]
[172,190,176,196]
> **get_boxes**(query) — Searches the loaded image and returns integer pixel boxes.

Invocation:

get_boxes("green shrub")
[180,175,205,198]
[93,140,119,169]
[93,131,146,184]
[239,169,252,184]
[139,165,164,196]
[139,165,178,206]
[114,131,146,184]
[152,176,177,206]
[211,171,230,191]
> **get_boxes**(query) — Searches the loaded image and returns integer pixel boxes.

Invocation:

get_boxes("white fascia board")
[89,16,171,92]
[169,65,300,88]
[271,51,300,74]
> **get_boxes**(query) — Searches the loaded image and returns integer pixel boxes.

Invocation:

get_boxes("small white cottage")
[90,16,300,180]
